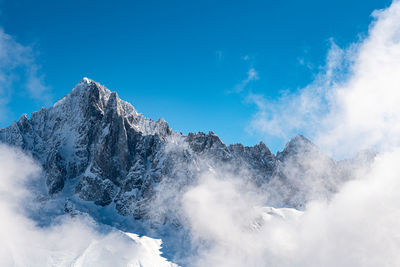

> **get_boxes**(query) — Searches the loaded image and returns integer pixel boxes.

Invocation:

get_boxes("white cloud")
[181,149,400,267]
[248,1,400,158]
[3,1,400,266]
[0,144,176,267]
[234,67,259,93]
[0,28,51,119]
[171,2,400,266]
[26,65,51,104]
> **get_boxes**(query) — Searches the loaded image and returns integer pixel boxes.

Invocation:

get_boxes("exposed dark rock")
[0,78,376,218]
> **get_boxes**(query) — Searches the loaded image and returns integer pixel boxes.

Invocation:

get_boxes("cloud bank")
[172,2,400,266]
[179,149,400,267]
[3,2,400,267]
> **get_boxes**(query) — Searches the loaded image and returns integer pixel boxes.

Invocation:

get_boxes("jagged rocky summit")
[0,78,375,218]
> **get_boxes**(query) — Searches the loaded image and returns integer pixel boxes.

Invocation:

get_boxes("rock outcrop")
[0,78,375,218]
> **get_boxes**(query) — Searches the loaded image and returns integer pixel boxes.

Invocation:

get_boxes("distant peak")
[276,134,317,160]
[19,113,28,121]
[256,141,268,150]
[285,135,316,151]
[288,134,312,145]
[156,118,167,124]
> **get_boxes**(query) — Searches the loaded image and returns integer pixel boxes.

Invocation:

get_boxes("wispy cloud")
[215,50,224,62]
[233,67,259,93]
[242,55,250,61]
[0,28,51,119]
[26,65,51,104]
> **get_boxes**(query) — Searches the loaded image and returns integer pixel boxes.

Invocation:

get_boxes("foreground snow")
[71,231,177,267]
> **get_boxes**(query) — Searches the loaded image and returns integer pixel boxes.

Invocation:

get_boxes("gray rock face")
[0,78,375,218]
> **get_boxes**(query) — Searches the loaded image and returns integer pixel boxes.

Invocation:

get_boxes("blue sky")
[0,0,391,152]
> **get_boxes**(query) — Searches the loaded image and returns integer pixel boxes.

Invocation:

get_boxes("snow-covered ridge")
[0,77,375,220]
[53,77,169,136]
[0,78,378,267]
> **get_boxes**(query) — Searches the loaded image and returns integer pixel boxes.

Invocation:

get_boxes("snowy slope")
[0,78,370,216]
[0,78,376,266]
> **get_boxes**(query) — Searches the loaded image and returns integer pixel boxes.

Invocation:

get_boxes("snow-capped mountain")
[0,78,378,266]
[0,78,373,219]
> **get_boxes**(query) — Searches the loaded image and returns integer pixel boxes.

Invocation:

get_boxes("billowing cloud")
[172,2,400,267]
[3,1,400,267]
[180,149,400,267]
[248,1,400,158]
[0,144,176,267]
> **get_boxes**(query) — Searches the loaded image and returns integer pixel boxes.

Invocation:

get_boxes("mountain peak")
[286,134,314,148]
[0,76,365,238]
[276,134,318,161]
[78,77,102,88]
[52,78,110,109]
[81,77,93,83]
[76,77,110,94]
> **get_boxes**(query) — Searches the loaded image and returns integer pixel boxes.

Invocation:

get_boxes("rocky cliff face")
[0,78,374,219]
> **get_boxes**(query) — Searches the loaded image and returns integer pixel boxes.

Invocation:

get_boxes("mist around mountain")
[0,78,377,266]
[4,1,400,266]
